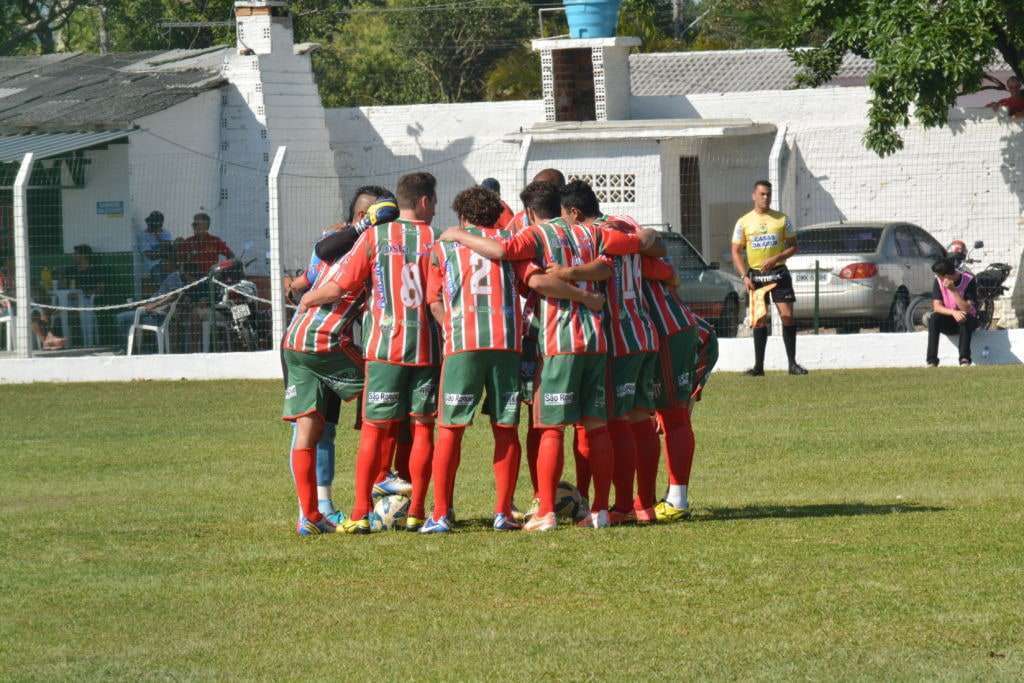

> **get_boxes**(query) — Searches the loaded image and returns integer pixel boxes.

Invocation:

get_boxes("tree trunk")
[98,4,110,54]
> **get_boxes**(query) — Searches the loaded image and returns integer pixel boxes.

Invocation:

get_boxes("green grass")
[2,368,1023,680]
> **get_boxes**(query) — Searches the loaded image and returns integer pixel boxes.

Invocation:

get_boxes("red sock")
[376,426,398,484]
[632,417,661,509]
[492,424,520,516]
[394,422,412,482]
[536,428,564,515]
[290,447,321,523]
[350,423,389,519]
[660,407,695,485]
[431,426,463,520]
[573,424,591,500]
[407,421,435,519]
[526,425,541,498]
[579,425,613,512]
[608,419,636,513]
[447,449,460,510]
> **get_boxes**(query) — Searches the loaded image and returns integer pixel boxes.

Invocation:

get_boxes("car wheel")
[881,291,910,333]
[904,295,932,331]
[716,295,739,338]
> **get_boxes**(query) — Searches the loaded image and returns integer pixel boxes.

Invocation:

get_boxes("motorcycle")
[206,241,267,351]
[905,240,1013,331]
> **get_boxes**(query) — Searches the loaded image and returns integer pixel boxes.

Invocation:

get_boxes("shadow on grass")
[694,502,947,523]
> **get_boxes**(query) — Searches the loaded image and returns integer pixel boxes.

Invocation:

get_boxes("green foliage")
[2,368,1024,678]
[485,47,540,101]
[787,0,1024,157]
[691,0,815,50]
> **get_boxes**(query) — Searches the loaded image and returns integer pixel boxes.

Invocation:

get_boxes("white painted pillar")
[13,153,33,357]
[268,146,287,350]
[767,125,788,337]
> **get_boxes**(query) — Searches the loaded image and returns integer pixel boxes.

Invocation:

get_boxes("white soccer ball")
[373,494,410,530]
[554,481,589,522]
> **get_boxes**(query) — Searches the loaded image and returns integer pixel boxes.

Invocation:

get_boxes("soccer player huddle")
[281,168,717,535]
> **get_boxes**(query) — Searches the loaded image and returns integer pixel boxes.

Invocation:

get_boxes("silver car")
[785,222,946,332]
[659,232,745,337]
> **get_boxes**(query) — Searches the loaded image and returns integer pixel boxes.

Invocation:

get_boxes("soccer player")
[281,258,367,536]
[281,186,398,525]
[730,179,806,376]
[641,262,719,521]
[441,181,663,530]
[329,172,442,533]
[553,181,669,524]
[424,186,605,533]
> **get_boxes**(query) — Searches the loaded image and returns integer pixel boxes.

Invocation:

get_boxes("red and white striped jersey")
[282,259,364,353]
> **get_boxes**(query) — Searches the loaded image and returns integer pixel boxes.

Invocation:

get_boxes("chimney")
[234,0,292,56]
[533,36,641,122]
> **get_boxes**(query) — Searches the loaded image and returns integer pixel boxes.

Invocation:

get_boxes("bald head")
[532,168,565,186]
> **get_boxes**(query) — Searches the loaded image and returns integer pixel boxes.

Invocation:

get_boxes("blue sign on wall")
[96,201,124,217]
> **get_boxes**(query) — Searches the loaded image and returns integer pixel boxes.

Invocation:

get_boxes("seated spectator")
[985,76,1024,119]
[139,210,172,283]
[927,258,979,367]
[63,244,105,298]
[0,267,64,350]
[177,212,233,282]
[117,244,184,345]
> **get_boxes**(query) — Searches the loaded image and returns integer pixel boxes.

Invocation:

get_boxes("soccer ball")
[554,481,589,522]
[373,494,410,530]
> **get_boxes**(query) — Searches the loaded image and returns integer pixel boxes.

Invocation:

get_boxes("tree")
[485,47,540,100]
[690,0,815,51]
[787,0,1024,157]
[2,0,91,54]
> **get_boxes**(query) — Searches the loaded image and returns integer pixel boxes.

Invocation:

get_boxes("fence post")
[813,259,820,334]
[268,146,287,351]
[13,153,33,358]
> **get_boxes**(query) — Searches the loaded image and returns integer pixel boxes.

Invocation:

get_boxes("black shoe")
[788,363,808,375]
[744,367,764,377]
[927,361,939,368]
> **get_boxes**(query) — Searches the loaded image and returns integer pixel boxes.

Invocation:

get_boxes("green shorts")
[282,349,363,421]
[608,351,658,418]
[653,329,698,410]
[532,353,608,427]
[439,350,521,427]
[362,361,439,423]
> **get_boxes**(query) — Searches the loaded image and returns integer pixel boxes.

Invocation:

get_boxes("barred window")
[567,173,636,204]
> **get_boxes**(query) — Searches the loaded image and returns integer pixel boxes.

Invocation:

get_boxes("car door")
[908,225,945,296]
[892,225,924,294]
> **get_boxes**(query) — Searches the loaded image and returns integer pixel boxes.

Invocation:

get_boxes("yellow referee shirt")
[731,209,795,270]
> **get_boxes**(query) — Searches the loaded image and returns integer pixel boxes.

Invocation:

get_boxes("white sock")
[317,485,332,502]
[667,484,688,509]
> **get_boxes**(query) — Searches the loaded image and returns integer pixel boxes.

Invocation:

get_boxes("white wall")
[60,142,132,252]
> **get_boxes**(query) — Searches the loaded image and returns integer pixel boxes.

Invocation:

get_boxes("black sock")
[783,325,797,364]
[753,327,768,371]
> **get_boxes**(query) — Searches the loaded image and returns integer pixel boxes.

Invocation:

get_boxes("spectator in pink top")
[927,258,978,367]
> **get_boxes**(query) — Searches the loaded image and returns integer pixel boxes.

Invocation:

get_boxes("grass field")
[2,367,1023,680]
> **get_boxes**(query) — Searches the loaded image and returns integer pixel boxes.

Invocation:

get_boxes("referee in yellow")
[730,179,807,376]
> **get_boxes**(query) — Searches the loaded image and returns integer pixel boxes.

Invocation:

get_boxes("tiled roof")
[0,47,229,134]
[630,49,872,96]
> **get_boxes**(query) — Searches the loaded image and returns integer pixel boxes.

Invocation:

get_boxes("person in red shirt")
[986,76,1024,119]
[178,212,233,280]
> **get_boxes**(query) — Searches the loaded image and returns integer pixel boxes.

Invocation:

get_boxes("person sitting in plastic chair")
[118,244,184,350]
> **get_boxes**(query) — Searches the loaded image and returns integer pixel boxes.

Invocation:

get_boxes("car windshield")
[663,236,706,280]
[797,227,883,255]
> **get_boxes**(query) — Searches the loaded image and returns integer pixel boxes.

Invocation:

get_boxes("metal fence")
[1,130,1021,359]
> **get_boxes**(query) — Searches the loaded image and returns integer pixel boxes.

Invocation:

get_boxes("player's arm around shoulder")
[438,226,506,260]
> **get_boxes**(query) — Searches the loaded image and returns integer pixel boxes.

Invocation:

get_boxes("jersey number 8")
[400,262,424,307]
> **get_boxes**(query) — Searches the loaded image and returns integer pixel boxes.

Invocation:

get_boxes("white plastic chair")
[0,310,13,350]
[126,296,180,355]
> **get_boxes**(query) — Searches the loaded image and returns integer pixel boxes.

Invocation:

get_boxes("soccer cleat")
[493,513,523,531]
[325,509,346,526]
[654,499,690,523]
[577,510,610,528]
[373,471,413,498]
[510,503,526,523]
[403,516,425,532]
[419,515,452,534]
[744,367,765,377]
[523,497,540,520]
[608,509,634,526]
[633,506,656,525]
[297,516,336,536]
[788,363,809,375]
[523,511,557,532]
[339,515,373,535]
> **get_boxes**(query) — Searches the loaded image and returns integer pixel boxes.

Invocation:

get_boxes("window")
[567,173,636,204]
[893,226,919,258]
[911,227,945,260]
[797,227,883,255]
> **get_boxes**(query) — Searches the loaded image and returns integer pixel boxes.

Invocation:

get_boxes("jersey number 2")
[469,253,492,296]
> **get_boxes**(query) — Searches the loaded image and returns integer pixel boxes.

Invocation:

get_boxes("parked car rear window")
[797,227,883,254]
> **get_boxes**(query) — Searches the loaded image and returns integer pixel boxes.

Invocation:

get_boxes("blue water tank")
[563,0,621,39]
